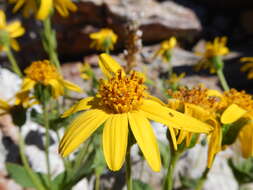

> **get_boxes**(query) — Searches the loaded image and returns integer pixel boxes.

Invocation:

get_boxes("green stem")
[195,168,209,190]
[217,69,229,91]
[212,56,229,91]
[18,130,46,190]
[95,172,100,190]
[6,48,23,77]
[42,17,61,72]
[43,103,52,187]
[164,151,180,190]
[126,147,132,190]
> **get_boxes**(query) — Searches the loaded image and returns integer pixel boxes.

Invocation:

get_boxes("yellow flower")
[89,28,118,52]
[8,0,77,20]
[195,37,229,73]
[168,85,225,167]
[79,61,93,80]
[0,10,25,51]
[166,72,185,89]
[0,90,34,116]
[21,60,82,99]
[154,37,177,62]
[220,89,253,158]
[240,57,253,79]
[59,54,212,172]
[196,37,229,59]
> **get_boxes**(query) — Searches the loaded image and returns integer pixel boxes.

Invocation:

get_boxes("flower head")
[197,37,229,59]
[154,37,177,62]
[22,60,82,99]
[219,89,253,158]
[89,28,118,52]
[0,10,25,51]
[8,0,77,20]
[79,62,93,80]
[168,85,225,167]
[240,57,253,79]
[195,37,229,73]
[59,54,212,172]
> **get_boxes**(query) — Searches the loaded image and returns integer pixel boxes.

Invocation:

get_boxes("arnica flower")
[59,54,212,172]
[21,60,82,99]
[240,57,253,79]
[8,0,77,20]
[220,89,253,158]
[89,28,118,52]
[168,85,226,168]
[154,37,177,62]
[195,37,229,73]
[79,61,93,80]
[0,10,25,51]
[166,72,185,90]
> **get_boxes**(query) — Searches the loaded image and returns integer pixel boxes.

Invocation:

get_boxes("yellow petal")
[61,97,95,118]
[103,113,128,171]
[207,120,222,168]
[98,53,125,78]
[36,0,53,20]
[239,123,253,158]
[184,103,211,122]
[177,130,188,145]
[141,99,212,133]
[128,111,161,172]
[168,126,177,150]
[59,109,109,157]
[12,0,25,13]
[221,104,247,124]
[0,98,11,111]
[48,79,64,98]
[207,89,223,98]
[62,79,83,93]
[9,26,25,38]
[0,10,6,28]
[21,78,36,92]
[11,39,20,51]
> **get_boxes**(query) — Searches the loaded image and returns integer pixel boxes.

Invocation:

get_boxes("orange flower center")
[99,70,147,113]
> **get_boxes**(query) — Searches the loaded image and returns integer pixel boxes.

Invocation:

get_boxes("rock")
[54,0,201,57]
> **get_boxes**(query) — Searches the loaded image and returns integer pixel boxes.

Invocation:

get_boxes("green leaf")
[222,119,249,146]
[228,158,253,184]
[6,163,36,188]
[179,173,197,189]
[133,179,153,190]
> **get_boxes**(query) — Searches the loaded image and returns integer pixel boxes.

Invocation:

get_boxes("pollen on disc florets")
[223,89,253,111]
[99,70,147,113]
[168,85,221,111]
[25,60,61,85]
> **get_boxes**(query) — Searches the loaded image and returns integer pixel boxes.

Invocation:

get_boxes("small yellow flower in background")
[0,10,25,51]
[195,37,229,73]
[89,28,118,52]
[154,37,177,62]
[0,90,33,116]
[166,72,185,90]
[197,37,229,59]
[168,85,225,167]
[22,60,82,99]
[240,57,253,79]
[59,53,212,172]
[79,61,93,80]
[8,0,77,20]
